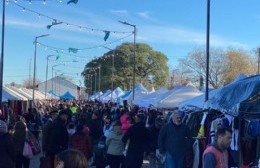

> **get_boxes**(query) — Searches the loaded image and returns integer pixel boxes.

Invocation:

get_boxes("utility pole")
[29,58,32,87]
[205,0,210,102]
[0,0,5,109]
[257,48,260,75]
[119,21,136,101]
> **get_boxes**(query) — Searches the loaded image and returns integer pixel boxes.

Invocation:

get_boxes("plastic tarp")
[179,73,248,110]
[204,74,260,116]
[102,87,125,103]
[133,87,169,108]
[157,84,203,109]
[60,91,75,100]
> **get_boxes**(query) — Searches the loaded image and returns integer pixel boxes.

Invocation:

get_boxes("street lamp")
[119,20,136,101]
[45,55,56,99]
[32,34,49,107]
[103,46,115,102]
[0,0,6,109]
[52,64,64,97]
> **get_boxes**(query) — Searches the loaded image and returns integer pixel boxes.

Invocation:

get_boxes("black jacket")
[0,132,16,168]
[49,117,69,154]
[147,125,161,153]
[122,122,149,168]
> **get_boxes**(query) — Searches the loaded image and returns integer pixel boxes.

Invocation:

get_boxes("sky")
[2,0,260,86]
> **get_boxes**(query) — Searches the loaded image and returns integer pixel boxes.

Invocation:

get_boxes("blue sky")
[3,0,260,86]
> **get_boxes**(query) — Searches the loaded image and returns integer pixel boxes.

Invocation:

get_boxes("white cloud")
[6,17,44,29]
[137,11,151,19]
[108,9,128,15]
[138,25,248,48]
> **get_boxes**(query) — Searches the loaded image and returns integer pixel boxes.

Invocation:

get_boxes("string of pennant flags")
[36,33,132,54]
[8,0,132,42]
[9,0,79,5]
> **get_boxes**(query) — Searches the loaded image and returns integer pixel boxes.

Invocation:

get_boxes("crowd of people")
[0,99,233,168]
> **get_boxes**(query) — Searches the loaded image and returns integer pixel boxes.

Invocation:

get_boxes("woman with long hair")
[55,149,88,168]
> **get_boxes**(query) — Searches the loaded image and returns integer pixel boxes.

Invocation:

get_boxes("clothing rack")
[238,109,260,167]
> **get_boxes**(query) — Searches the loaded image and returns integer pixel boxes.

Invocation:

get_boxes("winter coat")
[42,119,54,153]
[147,125,161,153]
[158,122,191,158]
[106,129,124,156]
[88,118,103,145]
[13,121,26,155]
[122,122,149,168]
[0,132,16,168]
[49,117,69,154]
[70,131,92,159]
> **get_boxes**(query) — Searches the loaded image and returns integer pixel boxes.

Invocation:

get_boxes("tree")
[23,79,42,89]
[222,49,256,84]
[82,43,169,92]
[178,47,256,88]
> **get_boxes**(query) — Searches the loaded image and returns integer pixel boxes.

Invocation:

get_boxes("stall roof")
[4,86,28,101]
[205,75,260,116]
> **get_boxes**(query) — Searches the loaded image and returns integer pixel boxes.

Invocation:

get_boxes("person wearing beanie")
[0,120,16,168]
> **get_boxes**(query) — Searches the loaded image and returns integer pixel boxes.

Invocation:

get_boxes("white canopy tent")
[119,84,148,104]
[4,86,28,101]
[133,87,169,108]
[179,74,248,110]
[2,87,20,102]
[99,90,112,102]
[157,84,203,109]
[89,92,103,101]
[102,87,125,103]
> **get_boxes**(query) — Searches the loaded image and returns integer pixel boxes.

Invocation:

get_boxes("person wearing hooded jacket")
[106,120,125,168]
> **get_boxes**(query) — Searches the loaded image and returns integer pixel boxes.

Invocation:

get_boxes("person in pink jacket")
[120,112,134,134]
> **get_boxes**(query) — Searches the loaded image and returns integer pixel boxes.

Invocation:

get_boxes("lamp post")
[0,0,6,109]
[52,64,64,98]
[119,21,136,101]
[103,46,115,102]
[45,55,55,99]
[32,34,49,106]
